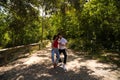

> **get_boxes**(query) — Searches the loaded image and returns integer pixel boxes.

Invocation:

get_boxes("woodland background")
[0,0,120,53]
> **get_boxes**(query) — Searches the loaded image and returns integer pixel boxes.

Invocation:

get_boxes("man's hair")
[57,33,62,36]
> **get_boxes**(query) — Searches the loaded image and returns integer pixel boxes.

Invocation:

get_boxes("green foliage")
[0,0,120,53]
[79,0,120,52]
[47,0,120,53]
[0,9,9,48]
[0,0,42,48]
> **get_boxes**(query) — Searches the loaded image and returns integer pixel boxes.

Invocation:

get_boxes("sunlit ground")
[0,42,120,80]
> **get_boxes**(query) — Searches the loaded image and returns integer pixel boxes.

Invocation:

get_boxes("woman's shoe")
[53,63,57,68]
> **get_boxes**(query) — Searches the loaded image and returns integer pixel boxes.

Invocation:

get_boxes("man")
[58,33,67,70]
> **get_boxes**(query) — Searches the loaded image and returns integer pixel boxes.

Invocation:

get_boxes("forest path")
[0,42,120,80]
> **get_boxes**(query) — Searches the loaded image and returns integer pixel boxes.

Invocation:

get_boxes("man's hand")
[60,43,66,46]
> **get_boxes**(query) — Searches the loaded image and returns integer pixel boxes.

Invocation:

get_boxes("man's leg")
[58,49,62,63]
[63,49,67,64]
[61,49,67,71]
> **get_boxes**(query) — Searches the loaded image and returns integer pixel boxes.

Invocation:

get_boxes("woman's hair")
[53,35,57,40]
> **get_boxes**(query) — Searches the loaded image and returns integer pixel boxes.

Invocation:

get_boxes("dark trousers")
[59,49,67,64]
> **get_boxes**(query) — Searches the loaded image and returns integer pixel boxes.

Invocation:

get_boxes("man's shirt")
[59,37,67,49]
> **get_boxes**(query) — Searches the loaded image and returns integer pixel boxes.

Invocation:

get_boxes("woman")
[51,35,60,68]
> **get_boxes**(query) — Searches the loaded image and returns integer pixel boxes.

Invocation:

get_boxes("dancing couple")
[51,33,67,70]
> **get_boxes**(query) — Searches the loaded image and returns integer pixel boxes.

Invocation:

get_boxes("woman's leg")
[51,49,55,63]
[55,49,60,63]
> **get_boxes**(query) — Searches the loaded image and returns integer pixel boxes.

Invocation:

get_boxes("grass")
[86,51,120,67]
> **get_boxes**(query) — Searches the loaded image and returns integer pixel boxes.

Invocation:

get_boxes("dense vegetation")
[0,0,120,53]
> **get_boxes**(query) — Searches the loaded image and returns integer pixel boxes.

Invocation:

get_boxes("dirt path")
[0,43,120,80]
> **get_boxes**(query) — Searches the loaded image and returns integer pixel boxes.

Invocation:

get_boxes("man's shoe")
[63,64,67,71]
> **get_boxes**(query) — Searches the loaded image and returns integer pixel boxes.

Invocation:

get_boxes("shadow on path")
[0,63,103,80]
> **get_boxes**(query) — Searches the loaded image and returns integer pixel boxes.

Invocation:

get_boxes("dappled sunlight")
[23,55,49,65]
[66,58,82,72]
[36,73,52,78]
[66,49,120,80]
[0,43,120,80]
[16,75,24,80]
